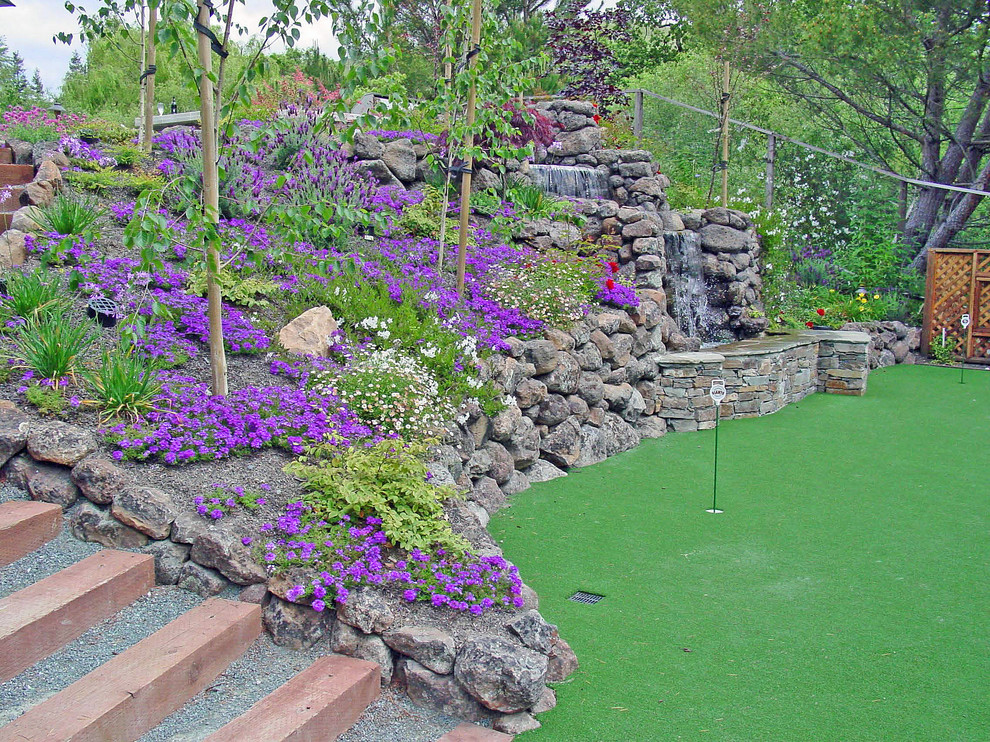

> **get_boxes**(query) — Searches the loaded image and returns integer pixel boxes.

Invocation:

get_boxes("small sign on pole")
[707,380,726,514]
[960,313,971,384]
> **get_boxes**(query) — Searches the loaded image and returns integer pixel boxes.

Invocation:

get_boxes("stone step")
[437,723,515,741]
[0,549,154,682]
[203,655,381,742]
[0,501,62,567]
[0,597,262,742]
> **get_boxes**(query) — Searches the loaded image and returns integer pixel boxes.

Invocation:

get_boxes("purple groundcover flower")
[262,504,523,617]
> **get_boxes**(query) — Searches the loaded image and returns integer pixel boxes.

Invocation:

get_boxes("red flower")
[805,321,815,328]
[816,308,826,316]
[607,261,619,274]
[606,279,616,290]
[593,114,601,124]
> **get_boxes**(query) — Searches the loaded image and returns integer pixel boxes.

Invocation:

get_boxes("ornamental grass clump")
[285,438,466,554]
[10,314,95,386]
[260,505,524,615]
[0,267,70,324]
[84,346,163,420]
[35,193,105,237]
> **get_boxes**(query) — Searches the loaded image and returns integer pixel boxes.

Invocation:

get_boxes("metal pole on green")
[961,313,971,384]
[707,379,726,514]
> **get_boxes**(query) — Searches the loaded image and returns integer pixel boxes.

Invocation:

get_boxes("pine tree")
[30,68,44,98]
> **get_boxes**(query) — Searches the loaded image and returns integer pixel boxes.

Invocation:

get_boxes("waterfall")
[663,230,723,343]
[528,164,611,199]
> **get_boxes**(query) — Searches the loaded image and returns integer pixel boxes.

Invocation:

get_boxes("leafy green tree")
[676,0,990,268]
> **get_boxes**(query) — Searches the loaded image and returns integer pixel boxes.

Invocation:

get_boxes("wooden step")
[0,549,154,682]
[0,164,34,187]
[0,501,62,567]
[0,148,12,165]
[438,723,515,742]
[0,598,261,742]
[204,655,381,742]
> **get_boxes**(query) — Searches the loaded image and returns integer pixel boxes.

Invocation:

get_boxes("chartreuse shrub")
[285,438,468,554]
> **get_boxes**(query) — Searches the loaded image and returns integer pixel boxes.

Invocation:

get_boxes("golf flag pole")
[960,313,970,384]
[707,379,726,514]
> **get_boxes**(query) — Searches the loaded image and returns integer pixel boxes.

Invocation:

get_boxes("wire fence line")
[627,88,990,201]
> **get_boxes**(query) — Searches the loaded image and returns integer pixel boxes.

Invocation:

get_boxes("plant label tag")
[961,313,971,329]
[710,379,726,404]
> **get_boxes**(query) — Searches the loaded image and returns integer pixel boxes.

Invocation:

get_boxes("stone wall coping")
[656,352,725,365]
[801,329,872,344]
[716,334,816,357]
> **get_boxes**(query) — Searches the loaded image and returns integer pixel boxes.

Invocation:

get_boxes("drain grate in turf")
[568,591,604,605]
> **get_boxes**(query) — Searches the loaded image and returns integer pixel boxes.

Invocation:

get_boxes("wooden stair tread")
[204,654,381,742]
[0,549,154,682]
[0,500,62,567]
[0,597,262,742]
[438,723,515,742]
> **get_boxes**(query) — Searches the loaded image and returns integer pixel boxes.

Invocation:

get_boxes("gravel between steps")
[0,485,470,740]
[141,635,465,742]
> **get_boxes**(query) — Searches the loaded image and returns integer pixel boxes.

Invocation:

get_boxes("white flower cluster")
[358,315,393,342]
[317,347,455,440]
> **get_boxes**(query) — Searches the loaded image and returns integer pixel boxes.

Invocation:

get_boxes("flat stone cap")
[656,351,725,365]
[800,329,871,344]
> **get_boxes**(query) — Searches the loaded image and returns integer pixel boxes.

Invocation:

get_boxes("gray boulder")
[332,622,394,683]
[383,138,417,183]
[383,626,456,675]
[336,585,395,634]
[263,593,333,649]
[110,485,177,539]
[506,610,555,654]
[69,501,149,549]
[71,457,130,505]
[454,635,548,713]
[27,422,97,466]
[398,658,492,722]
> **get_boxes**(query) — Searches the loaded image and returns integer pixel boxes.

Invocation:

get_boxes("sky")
[0,1,338,96]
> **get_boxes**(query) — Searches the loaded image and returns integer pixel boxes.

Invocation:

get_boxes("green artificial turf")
[489,365,990,741]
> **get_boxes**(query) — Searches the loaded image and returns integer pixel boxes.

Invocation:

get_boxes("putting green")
[489,365,990,741]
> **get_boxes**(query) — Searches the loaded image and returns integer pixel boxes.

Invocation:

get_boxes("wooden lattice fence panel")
[924,248,990,362]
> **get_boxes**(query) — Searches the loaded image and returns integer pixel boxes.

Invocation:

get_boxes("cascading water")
[528,164,611,199]
[663,231,725,343]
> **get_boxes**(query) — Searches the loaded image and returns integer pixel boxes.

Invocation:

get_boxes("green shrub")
[929,333,957,365]
[486,249,599,329]
[285,438,468,554]
[69,118,135,144]
[65,168,164,194]
[185,268,280,308]
[35,193,104,236]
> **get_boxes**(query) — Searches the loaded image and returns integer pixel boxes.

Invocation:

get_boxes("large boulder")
[110,484,178,539]
[383,626,456,675]
[454,635,548,713]
[336,585,395,634]
[552,127,602,157]
[382,138,417,183]
[70,501,150,549]
[27,422,97,467]
[71,457,131,505]
[190,530,267,585]
[331,621,394,683]
[698,223,750,252]
[0,406,30,468]
[397,658,492,722]
[0,229,27,269]
[263,593,333,649]
[277,306,338,357]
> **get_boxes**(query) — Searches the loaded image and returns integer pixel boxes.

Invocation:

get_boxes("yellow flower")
[859,306,867,312]
[829,289,836,293]
[873,294,880,300]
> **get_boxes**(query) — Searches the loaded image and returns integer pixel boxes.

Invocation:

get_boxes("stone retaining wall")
[840,321,924,367]
[645,331,870,432]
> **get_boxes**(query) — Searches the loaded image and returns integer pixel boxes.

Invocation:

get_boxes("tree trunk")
[197,0,228,396]
[142,2,157,154]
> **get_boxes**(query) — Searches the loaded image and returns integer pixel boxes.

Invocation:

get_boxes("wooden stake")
[197,0,228,396]
[765,133,775,211]
[138,2,146,149]
[142,2,157,153]
[455,0,482,300]
[720,60,730,208]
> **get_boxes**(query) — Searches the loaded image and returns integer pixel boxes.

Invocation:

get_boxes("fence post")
[765,133,776,212]
[633,90,643,141]
[898,181,908,235]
